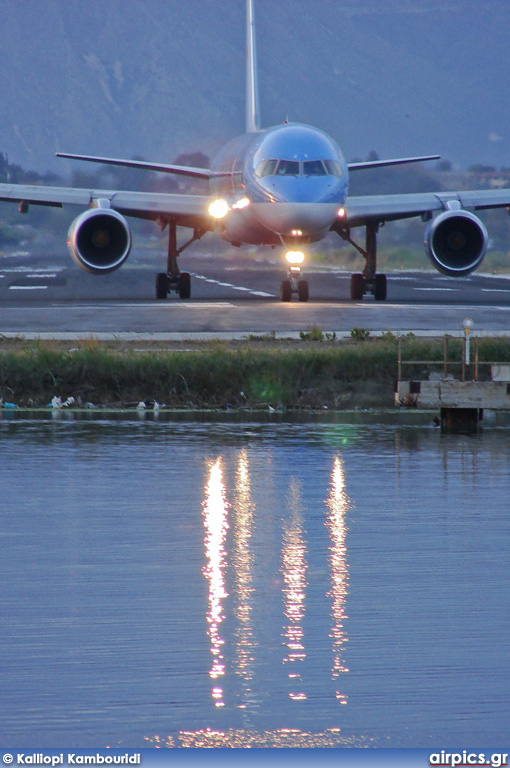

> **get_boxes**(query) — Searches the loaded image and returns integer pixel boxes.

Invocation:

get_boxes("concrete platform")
[395,379,510,409]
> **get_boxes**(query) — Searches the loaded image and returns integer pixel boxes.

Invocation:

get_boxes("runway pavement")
[1,250,510,339]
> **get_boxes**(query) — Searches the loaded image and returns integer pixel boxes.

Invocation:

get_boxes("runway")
[1,250,510,338]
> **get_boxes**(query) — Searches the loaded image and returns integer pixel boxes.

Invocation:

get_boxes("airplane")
[1,0,510,303]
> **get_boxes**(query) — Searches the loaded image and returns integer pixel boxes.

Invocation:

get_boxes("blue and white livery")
[0,0,508,302]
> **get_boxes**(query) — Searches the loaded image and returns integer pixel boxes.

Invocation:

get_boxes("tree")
[173,151,210,168]
[0,152,9,181]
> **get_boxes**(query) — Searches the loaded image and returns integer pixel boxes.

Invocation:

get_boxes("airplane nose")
[251,202,339,239]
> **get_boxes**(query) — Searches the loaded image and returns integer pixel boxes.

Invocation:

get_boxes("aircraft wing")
[0,183,212,229]
[347,154,440,171]
[339,189,510,229]
[55,152,212,180]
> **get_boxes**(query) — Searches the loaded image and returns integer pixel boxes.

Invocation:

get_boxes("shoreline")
[2,336,510,412]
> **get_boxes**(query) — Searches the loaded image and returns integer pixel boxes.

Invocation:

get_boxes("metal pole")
[462,318,474,381]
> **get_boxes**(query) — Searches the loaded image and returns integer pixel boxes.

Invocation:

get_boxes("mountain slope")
[0,0,508,173]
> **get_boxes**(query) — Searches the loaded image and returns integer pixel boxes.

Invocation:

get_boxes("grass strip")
[1,337,510,410]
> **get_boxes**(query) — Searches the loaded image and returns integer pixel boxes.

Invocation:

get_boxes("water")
[1,414,509,748]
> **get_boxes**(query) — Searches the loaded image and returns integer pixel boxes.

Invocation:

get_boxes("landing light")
[232,197,250,210]
[337,207,346,218]
[291,229,303,236]
[285,250,305,265]
[208,198,230,219]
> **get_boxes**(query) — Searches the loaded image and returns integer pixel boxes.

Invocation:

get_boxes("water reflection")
[202,458,229,707]
[4,418,509,747]
[281,477,308,701]
[149,727,367,748]
[232,449,256,705]
[325,456,350,704]
[199,451,352,723]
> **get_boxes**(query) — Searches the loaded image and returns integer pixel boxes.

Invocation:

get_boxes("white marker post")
[462,317,474,379]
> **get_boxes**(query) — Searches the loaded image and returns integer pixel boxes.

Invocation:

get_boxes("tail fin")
[246,0,260,133]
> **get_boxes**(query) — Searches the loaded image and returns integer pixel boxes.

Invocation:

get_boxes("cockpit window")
[255,158,278,177]
[303,160,327,176]
[324,159,343,177]
[276,159,300,176]
[255,157,343,178]
[264,159,278,176]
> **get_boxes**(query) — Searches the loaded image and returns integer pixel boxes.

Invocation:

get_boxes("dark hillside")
[0,1,508,173]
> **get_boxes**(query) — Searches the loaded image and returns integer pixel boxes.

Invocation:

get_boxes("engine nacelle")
[424,209,488,277]
[67,208,132,274]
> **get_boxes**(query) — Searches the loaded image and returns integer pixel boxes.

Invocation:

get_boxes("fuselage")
[209,122,349,247]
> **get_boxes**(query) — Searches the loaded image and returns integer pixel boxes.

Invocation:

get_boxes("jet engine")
[67,208,132,274]
[424,209,488,277]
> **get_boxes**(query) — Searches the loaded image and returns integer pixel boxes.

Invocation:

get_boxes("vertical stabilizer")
[246,0,260,133]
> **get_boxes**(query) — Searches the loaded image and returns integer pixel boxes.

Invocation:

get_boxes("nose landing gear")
[280,247,309,302]
[280,266,309,302]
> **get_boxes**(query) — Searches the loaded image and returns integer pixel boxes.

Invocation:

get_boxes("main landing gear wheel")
[155,271,192,300]
[155,221,203,300]
[156,272,168,300]
[179,272,191,299]
[350,272,387,300]
[350,273,365,301]
[374,273,387,301]
[338,222,388,301]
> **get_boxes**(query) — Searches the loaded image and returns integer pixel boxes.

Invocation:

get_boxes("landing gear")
[350,272,387,301]
[280,266,309,302]
[156,272,169,300]
[155,220,204,300]
[339,220,388,301]
[374,273,387,301]
[179,272,191,299]
[350,273,364,301]
[155,271,192,299]
[297,279,309,302]
[280,279,292,302]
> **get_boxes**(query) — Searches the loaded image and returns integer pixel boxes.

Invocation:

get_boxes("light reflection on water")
[281,477,308,701]
[232,450,255,700]
[1,416,509,748]
[202,458,229,707]
[326,457,350,701]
